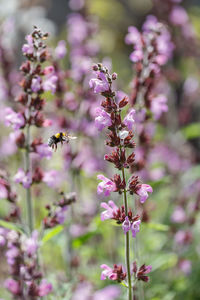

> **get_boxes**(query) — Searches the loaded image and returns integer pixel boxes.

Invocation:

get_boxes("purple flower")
[89,71,110,94]
[55,206,68,224]
[43,170,60,188]
[4,278,21,295]
[169,6,188,26]
[171,206,186,223]
[122,216,131,234]
[95,107,112,131]
[97,175,116,196]
[43,66,58,94]
[14,168,32,189]
[35,143,52,159]
[125,26,141,45]
[130,50,143,62]
[69,0,85,11]
[179,259,191,275]
[131,220,141,238]
[31,76,42,93]
[38,279,53,296]
[100,200,118,221]
[93,285,120,300]
[123,109,135,130]
[55,40,67,59]
[151,94,168,120]
[4,108,25,130]
[23,230,38,256]
[100,264,117,281]
[136,184,153,203]
[0,183,8,199]
[22,35,34,55]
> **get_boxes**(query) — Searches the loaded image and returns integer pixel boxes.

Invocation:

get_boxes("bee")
[48,132,77,151]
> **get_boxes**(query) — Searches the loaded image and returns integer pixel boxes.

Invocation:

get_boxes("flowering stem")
[25,103,34,234]
[122,167,132,300]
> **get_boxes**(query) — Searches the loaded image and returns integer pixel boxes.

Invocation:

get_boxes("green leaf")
[144,222,169,232]
[181,123,200,139]
[0,219,25,234]
[42,225,64,244]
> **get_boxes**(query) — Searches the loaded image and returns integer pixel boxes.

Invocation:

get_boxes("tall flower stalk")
[90,63,153,299]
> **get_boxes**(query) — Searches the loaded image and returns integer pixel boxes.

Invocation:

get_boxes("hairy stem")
[25,102,34,234]
[122,167,132,300]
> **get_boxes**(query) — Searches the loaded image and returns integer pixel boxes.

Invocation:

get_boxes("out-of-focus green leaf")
[42,225,64,244]
[181,165,200,182]
[144,223,169,231]
[0,219,25,234]
[72,231,97,249]
[151,253,178,271]
[181,123,200,139]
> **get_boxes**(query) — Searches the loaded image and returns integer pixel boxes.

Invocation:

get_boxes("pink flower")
[38,279,53,296]
[89,71,110,94]
[31,76,42,93]
[100,264,117,280]
[136,184,153,203]
[131,220,141,237]
[43,170,60,188]
[4,108,25,130]
[14,168,32,189]
[151,94,168,120]
[35,144,52,159]
[125,26,141,46]
[55,40,67,59]
[43,66,58,94]
[171,206,186,223]
[23,230,38,256]
[4,279,21,295]
[93,285,120,300]
[22,35,34,55]
[130,50,143,62]
[123,109,135,130]
[169,6,188,26]
[0,182,8,199]
[179,259,191,275]
[122,216,131,234]
[97,175,116,196]
[95,107,112,131]
[100,200,118,221]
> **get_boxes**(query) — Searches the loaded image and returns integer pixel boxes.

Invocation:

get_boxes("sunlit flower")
[95,107,112,131]
[136,184,153,203]
[100,200,118,221]
[97,175,116,196]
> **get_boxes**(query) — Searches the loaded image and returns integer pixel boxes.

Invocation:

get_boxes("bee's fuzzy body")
[48,132,68,151]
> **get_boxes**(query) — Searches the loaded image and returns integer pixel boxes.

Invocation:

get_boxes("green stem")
[122,167,132,300]
[25,103,34,234]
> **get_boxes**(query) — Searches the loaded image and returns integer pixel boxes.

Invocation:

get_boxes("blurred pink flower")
[169,6,188,26]
[55,40,67,59]
[31,76,42,93]
[93,285,120,300]
[151,94,168,120]
[23,230,38,256]
[4,278,21,295]
[179,259,191,275]
[22,35,34,55]
[35,144,52,159]
[43,170,61,188]
[38,279,52,296]
[4,107,25,130]
[14,168,32,189]
[171,206,186,223]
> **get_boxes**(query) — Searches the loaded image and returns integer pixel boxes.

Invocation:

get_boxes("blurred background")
[0,0,200,299]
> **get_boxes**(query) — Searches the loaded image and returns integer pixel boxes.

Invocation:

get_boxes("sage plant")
[90,63,153,299]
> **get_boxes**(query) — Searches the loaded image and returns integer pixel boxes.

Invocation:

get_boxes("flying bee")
[48,132,77,151]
